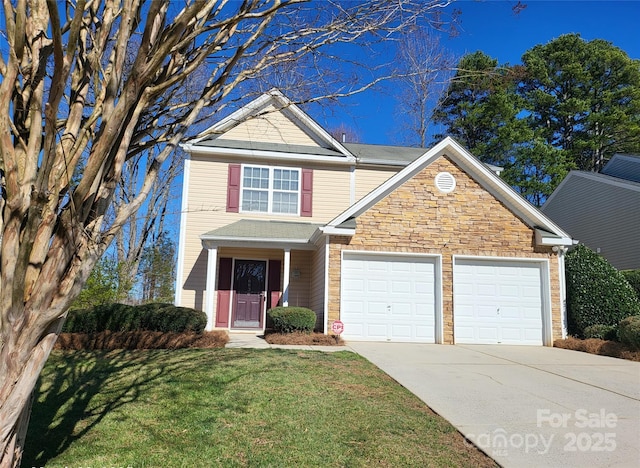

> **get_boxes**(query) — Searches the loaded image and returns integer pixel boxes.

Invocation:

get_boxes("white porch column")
[283,248,291,307]
[205,246,218,331]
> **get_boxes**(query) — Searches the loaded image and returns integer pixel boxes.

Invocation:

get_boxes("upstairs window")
[241,165,300,214]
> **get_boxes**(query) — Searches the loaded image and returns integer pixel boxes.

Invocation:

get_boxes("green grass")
[24,349,496,467]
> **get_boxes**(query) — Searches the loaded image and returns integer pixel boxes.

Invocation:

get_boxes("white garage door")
[454,258,544,345]
[341,253,437,342]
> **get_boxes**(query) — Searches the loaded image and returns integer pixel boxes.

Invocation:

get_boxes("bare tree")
[113,146,183,298]
[393,27,456,147]
[0,1,453,464]
[329,124,362,143]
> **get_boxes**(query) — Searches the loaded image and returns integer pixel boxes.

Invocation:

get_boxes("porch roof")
[200,219,323,249]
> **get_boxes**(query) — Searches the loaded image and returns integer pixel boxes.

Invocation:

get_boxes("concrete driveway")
[347,343,640,468]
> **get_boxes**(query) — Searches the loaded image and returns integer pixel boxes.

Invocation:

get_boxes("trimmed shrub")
[565,244,640,337]
[267,306,317,334]
[583,324,618,341]
[622,270,640,300]
[63,303,206,334]
[618,316,640,350]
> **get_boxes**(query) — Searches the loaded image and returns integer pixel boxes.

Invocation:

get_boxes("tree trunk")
[1,390,34,468]
[1,320,63,467]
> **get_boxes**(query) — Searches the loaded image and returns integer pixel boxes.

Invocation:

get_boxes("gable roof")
[183,89,355,163]
[601,153,640,183]
[324,137,572,246]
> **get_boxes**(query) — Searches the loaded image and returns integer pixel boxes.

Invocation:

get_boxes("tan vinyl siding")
[354,166,400,201]
[178,155,402,312]
[219,105,321,146]
[179,154,349,310]
[288,251,312,308]
[186,155,353,229]
[309,239,327,329]
[310,166,352,221]
[178,157,227,310]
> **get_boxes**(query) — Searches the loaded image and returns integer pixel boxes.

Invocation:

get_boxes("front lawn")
[24,349,496,467]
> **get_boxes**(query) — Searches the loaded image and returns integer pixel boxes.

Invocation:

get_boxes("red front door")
[232,260,266,329]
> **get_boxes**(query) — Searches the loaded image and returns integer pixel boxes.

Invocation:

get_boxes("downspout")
[555,246,568,339]
[323,235,330,335]
[174,155,191,306]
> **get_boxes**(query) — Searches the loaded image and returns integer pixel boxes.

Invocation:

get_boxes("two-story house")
[175,90,573,345]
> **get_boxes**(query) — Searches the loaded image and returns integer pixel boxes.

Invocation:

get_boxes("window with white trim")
[241,165,300,214]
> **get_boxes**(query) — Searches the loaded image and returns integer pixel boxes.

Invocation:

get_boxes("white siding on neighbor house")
[218,105,321,146]
[542,172,640,270]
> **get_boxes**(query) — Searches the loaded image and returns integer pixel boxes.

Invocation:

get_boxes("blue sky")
[326,0,640,146]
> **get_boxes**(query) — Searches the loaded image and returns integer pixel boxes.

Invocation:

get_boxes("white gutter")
[181,143,356,165]
[320,226,356,236]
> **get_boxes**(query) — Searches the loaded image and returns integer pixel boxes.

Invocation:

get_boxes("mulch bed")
[554,337,640,362]
[264,331,344,346]
[55,330,229,350]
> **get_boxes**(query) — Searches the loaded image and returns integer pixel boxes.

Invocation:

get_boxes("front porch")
[199,220,326,332]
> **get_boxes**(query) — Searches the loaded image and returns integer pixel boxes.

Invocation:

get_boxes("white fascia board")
[200,237,316,251]
[182,143,355,165]
[319,226,356,236]
[534,229,574,247]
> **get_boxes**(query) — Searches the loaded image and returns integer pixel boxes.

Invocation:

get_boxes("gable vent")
[435,172,456,193]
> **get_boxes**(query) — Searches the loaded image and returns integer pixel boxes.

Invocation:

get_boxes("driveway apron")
[347,343,640,468]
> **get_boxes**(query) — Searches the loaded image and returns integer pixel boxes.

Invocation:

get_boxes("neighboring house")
[542,154,640,271]
[175,90,572,346]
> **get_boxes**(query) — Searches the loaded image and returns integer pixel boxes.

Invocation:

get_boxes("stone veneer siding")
[327,156,561,344]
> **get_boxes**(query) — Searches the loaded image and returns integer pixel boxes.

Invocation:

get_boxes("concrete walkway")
[347,342,640,468]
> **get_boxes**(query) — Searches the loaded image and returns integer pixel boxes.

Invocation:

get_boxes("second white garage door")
[453,258,546,345]
[341,253,438,342]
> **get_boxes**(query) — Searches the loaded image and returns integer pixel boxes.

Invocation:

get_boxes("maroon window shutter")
[301,168,313,217]
[226,164,241,212]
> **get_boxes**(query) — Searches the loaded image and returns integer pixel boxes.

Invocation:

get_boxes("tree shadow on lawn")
[22,348,254,466]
